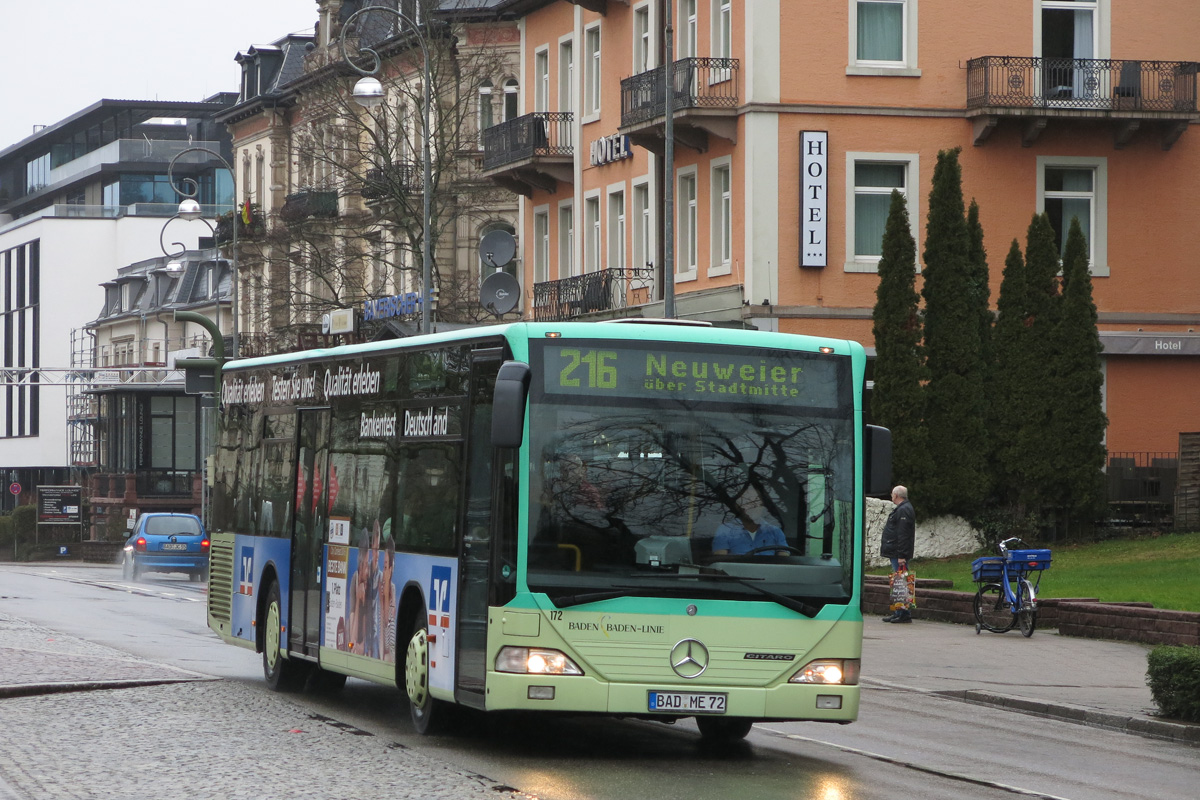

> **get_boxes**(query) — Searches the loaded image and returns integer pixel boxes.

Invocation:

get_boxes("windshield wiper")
[547,589,648,608]
[624,571,820,618]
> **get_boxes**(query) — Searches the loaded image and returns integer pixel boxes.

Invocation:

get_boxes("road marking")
[757,726,1075,800]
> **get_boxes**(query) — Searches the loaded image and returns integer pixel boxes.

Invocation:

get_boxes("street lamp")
[165,147,239,357]
[342,4,433,336]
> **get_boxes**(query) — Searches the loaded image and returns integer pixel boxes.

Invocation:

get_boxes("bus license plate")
[648,691,727,714]
[161,543,188,551]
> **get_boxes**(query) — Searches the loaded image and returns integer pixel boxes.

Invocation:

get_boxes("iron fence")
[621,57,740,128]
[967,56,1199,112]
[532,266,656,322]
[481,112,574,171]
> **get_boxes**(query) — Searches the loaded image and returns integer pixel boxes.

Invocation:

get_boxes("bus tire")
[403,615,444,735]
[695,716,754,742]
[262,580,306,692]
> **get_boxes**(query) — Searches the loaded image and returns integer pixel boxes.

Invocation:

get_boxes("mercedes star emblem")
[669,638,709,679]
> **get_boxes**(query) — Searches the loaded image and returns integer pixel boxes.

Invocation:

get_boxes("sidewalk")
[862,616,1200,745]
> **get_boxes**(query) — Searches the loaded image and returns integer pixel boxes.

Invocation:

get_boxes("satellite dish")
[479,228,516,269]
[480,271,520,316]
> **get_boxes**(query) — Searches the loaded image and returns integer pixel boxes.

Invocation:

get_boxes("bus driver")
[711,485,788,556]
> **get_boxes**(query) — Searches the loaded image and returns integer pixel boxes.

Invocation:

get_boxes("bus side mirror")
[492,361,531,448]
[864,425,892,497]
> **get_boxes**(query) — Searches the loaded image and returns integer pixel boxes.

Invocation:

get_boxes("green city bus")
[206,320,890,740]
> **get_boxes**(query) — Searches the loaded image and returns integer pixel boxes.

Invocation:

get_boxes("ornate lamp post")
[165,147,239,357]
[342,4,434,335]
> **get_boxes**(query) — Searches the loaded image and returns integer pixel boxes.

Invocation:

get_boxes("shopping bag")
[889,569,916,611]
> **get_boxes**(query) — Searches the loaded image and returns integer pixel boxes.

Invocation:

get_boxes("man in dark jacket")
[880,485,915,623]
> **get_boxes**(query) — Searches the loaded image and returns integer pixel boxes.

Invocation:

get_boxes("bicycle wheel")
[974,583,1016,633]
[1018,579,1037,637]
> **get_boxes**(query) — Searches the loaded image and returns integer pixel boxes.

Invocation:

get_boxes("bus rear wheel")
[262,580,307,692]
[695,716,754,742]
[404,616,444,734]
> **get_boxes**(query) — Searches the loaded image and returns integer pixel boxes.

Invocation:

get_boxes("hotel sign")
[800,131,828,268]
[590,134,632,167]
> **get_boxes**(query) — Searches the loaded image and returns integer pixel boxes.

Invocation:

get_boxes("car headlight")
[789,658,860,685]
[495,646,584,676]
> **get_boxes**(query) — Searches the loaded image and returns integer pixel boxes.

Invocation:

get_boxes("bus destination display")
[542,344,841,407]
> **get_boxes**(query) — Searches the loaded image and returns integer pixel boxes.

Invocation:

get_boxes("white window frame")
[632,176,655,276]
[844,151,920,273]
[584,190,602,273]
[607,184,627,272]
[711,0,731,59]
[533,206,551,285]
[534,47,550,113]
[559,199,576,277]
[676,165,699,281]
[583,23,602,122]
[1035,0,1109,60]
[1036,155,1108,276]
[709,156,733,276]
[559,36,575,114]
[680,0,698,58]
[633,2,654,74]
[478,79,495,140]
[848,0,920,76]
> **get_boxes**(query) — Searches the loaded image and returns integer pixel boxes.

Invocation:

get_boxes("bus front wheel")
[404,616,444,734]
[695,716,754,741]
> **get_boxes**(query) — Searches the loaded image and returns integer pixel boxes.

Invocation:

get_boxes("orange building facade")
[482,0,1200,456]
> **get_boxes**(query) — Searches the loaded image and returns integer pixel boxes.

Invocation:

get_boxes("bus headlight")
[496,646,584,676]
[789,658,860,685]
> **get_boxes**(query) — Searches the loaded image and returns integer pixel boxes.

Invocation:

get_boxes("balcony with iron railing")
[481,112,574,197]
[966,57,1200,148]
[361,161,421,202]
[620,58,739,153]
[280,188,340,223]
[532,266,656,322]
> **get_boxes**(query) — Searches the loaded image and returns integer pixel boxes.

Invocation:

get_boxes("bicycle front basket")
[971,556,1006,583]
[1006,548,1052,571]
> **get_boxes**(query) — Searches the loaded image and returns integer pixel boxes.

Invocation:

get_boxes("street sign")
[38,486,83,525]
[9,482,20,496]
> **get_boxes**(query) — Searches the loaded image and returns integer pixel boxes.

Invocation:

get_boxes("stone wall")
[864,497,981,568]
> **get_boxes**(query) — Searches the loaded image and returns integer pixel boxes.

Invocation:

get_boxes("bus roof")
[222,320,865,373]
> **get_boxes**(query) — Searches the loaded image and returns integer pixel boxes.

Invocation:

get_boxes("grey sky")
[0,0,316,150]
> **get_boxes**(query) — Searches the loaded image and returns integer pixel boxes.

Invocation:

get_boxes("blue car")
[122,513,210,582]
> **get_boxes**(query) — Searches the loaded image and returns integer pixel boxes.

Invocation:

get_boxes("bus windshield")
[528,340,856,609]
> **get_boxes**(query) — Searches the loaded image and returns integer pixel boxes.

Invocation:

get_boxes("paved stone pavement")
[0,613,528,800]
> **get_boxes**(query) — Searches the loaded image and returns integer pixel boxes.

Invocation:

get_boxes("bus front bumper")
[483,672,859,722]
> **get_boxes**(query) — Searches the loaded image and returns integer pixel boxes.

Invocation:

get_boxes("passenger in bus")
[711,485,788,556]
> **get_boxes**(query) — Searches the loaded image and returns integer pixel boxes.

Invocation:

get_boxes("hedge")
[1146,645,1200,722]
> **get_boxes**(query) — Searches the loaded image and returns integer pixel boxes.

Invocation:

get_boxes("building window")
[633,181,653,274]
[504,78,520,121]
[681,0,697,58]
[1037,155,1108,275]
[845,152,919,272]
[850,0,918,72]
[255,151,265,205]
[710,159,732,274]
[608,189,626,271]
[150,396,198,471]
[712,0,732,59]
[559,39,574,113]
[533,207,550,284]
[103,181,119,208]
[1040,0,1101,100]
[584,194,602,272]
[559,201,575,277]
[633,5,653,74]
[677,168,698,277]
[0,241,40,438]
[534,49,550,112]
[25,153,49,193]
[584,25,602,119]
[479,79,495,135]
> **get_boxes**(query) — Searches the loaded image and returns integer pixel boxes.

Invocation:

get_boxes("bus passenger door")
[292,407,331,658]
[457,353,503,704]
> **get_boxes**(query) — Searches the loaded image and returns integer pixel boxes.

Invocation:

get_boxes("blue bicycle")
[971,537,1052,637]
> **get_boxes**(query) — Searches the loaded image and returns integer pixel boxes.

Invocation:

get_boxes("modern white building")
[0,98,235,511]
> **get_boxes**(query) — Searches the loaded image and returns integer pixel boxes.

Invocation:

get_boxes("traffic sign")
[9,482,20,496]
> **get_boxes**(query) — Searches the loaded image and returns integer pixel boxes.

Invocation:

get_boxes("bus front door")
[291,407,331,659]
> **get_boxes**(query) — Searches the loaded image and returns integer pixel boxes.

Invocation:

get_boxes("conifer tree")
[871,191,931,501]
[1051,217,1107,522]
[966,199,993,494]
[990,239,1029,508]
[920,149,988,517]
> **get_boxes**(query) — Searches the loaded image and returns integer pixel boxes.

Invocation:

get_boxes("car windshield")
[527,340,856,609]
[143,516,203,536]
